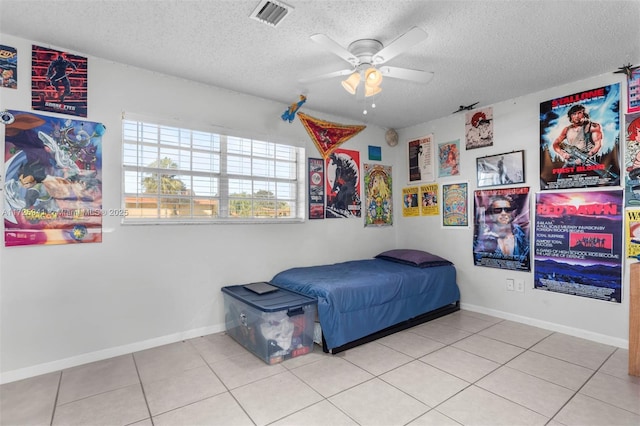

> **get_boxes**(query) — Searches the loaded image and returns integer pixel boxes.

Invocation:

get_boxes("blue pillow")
[375,249,453,268]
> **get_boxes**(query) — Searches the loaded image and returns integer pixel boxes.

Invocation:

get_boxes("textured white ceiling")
[1,0,639,130]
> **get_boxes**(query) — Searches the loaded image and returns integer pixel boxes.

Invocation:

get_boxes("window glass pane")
[229,178,252,196]
[192,198,219,218]
[227,136,252,155]
[228,155,251,176]
[192,176,218,197]
[228,198,252,217]
[276,181,296,200]
[275,161,296,179]
[192,151,218,173]
[253,180,275,196]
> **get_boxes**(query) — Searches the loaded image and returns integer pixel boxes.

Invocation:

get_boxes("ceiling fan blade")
[373,27,428,64]
[379,66,434,84]
[299,68,354,84]
[310,34,359,65]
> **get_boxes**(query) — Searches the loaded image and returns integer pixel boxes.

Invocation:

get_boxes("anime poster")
[465,107,493,150]
[540,84,620,190]
[442,182,469,227]
[3,110,104,246]
[437,139,460,177]
[534,190,623,303]
[628,68,640,113]
[626,209,640,259]
[623,112,640,206]
[32,45,88,117]
[402,186,419,217]
[325,148,361,218]
[364,163,392,227]
[0,44,17,89]
[408,134,434,183]
[308,157,324,219]
[420,183,438,216]
[473,187,531,271]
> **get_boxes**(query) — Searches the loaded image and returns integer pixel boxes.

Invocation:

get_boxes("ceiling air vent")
[249,0,293,27]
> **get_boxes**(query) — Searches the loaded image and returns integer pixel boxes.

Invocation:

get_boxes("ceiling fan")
[300,27,434,97]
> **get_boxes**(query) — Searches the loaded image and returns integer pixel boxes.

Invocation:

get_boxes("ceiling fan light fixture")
[364,67,382,87]
[364,84,382,97]
[341,72,361,94]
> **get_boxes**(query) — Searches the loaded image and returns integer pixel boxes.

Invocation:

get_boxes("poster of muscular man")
[540,84,620,190]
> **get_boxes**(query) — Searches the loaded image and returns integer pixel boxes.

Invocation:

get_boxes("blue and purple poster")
[534,190,623,302]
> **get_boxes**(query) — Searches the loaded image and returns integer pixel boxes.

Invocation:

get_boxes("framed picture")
[476,150,525,188]
[407,134,434,184]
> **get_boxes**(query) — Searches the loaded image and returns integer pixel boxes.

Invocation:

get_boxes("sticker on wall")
[32,45,88,117]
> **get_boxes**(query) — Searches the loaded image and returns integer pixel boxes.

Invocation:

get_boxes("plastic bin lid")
[221,284,317,312]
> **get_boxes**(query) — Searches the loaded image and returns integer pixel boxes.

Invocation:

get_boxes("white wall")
[0,33,631,384]
[0,34,396,383]
[395,72,630,349]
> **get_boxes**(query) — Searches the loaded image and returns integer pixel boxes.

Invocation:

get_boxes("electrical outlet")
[515,279,525,292]
[506,278,514,291]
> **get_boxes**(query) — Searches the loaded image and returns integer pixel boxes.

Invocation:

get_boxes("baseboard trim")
[461,303,629,349]
[0,324,226,385]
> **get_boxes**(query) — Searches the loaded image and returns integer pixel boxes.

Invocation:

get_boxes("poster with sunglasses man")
[473,187,531,271]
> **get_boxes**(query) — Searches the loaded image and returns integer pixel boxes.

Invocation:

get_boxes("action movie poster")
[0,44,17,89]
[442,182,469,227]
[534,190,623,303]
[308,157,324,219]
[325,148,361,218]
[402,186,419,217]
[420,183,438,216]
[473,187,531,271]
[540,84,621,190]
[408,134,434,183]
[465,107,493,150]
[623,112,640,206]
[437,139,460,177]
[364,163,392,227]
[626,208,640,259]
[32,45,88,117]
[3,110,104,246]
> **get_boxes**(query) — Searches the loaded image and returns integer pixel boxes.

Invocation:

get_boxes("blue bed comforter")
[271,258,460,350]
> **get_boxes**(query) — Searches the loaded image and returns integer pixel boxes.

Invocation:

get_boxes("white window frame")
[122,114,306,224]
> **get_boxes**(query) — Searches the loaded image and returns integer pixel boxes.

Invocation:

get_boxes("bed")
[270,249,461,354]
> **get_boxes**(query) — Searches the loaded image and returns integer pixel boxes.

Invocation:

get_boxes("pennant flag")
[297,112,365,158]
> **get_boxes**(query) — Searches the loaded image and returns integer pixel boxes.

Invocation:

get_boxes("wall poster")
[534,190,623,303]
[407,134,434,183]
[442,182,469,227]
[628,67,640,113]
[32,45,88,117]
[325,148,361,218]
[364,163,392,227]
[402,186,419,217]
[465,107,493,150]
[3,110,104,246]
[540,83,620,190]
[0,44,17,89]
[623,112,640,206]
[308,157,324,219]
[437,139,460,177]
[420,183,438,216]
[626,208,640,259]
[473,187,531,271]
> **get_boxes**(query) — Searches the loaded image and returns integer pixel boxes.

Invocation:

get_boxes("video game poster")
[308,158,324,219]
[473,187,531,271]
[534,190,623,303]
[325,148,361,218]
[540,84,620,190]
[363,163,392,227]
[32,45,88,117]
[3,110,104,246]
[0,44,17,89]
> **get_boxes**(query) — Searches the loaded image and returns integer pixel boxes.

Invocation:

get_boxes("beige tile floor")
[2,309,639,426]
